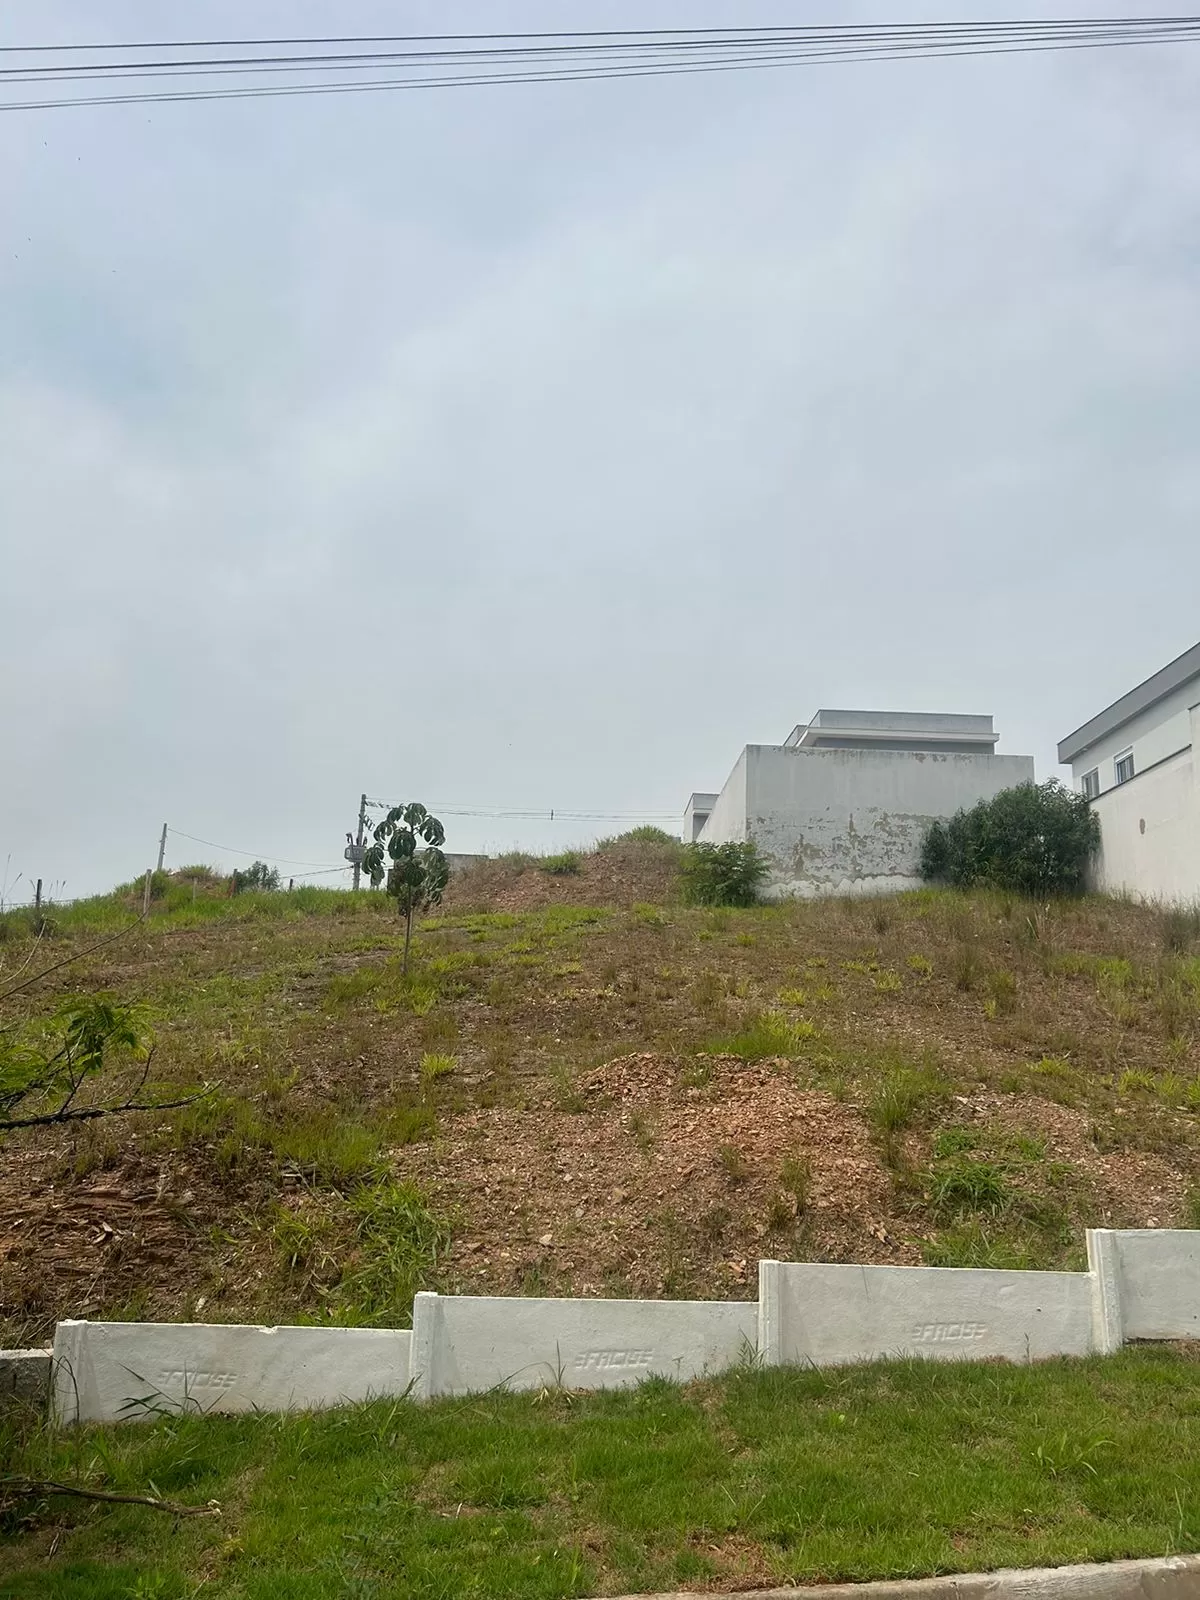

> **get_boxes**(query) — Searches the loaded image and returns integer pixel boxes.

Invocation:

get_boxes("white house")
[1058,640,1200,904]
[687,709,1035,899]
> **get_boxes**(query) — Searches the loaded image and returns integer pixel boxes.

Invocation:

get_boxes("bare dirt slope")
[2,845,1198,1344]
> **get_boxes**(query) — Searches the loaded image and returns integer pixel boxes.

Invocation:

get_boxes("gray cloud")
[3,2,1199,898]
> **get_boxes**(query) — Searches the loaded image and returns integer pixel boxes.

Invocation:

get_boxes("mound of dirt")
[0,1145,265,1345]
[396,1053,918,1301]
[442,840,681,914]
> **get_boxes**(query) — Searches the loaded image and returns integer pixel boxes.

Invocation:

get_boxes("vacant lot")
[3,1348,1200,1597]
[2,841,1199,1344]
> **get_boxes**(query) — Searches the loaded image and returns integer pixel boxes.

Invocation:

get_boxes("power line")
[7,26,1194,89]
[2,17,1197,111]
[168,828,346,869]
[9,20,1197,76]
[365,798,678,821]
[7,18,1199,52]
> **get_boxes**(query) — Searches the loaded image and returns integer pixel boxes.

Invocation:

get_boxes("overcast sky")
[3,2,1199,901]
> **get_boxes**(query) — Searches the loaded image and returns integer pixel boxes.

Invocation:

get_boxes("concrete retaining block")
[0,1348,52,1409]
[410,1291,756,1399]
[606,1553,1200,1600]
[1089,1228,1200,1344]
[40,1229,1200,1423]
[759,1260,1095,1368]
[51,1321,412,1424]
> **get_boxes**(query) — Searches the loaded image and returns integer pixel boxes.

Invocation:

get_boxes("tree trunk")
[403,905,414,974]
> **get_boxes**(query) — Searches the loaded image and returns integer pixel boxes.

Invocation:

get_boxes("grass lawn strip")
[3,1347,1200,1598]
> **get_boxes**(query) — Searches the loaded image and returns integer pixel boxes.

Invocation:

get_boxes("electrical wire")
[2,17,1197,111]
[9,20,1198,78]
[7,17,1200,52]
[167,829,346,870]
[365,799,679,821]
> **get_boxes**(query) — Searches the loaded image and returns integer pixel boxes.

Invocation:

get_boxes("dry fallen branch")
[1,1477,221,1518]
[0,910,149,1004]
[0,1088,209,1133]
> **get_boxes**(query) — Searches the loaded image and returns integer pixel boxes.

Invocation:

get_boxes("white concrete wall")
[410,1291,756,1399]
[1087,710,1200,903]
[1068,677,1199,797]
[51,1322,412,1424]
[1,1347,51,1408]
[43,1230,1200,1424]
[728,745,1035,897]
[696,750,748,845]
[759,1261,1094,1368]
[1089,1230,1200,1343]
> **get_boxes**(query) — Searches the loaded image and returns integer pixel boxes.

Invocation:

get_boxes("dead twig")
[1,1477,221,1517]
[0,911,149,1004]
[0,1085,210,1133]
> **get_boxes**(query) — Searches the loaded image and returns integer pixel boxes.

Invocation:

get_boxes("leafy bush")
[598,826,679,849]
[231,860,281,894]
[680,840,768,907]
[920,781,1099,898]
[539,851,582,877]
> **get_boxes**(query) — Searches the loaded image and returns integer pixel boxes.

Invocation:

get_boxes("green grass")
[709,1010,816,1061]
[4,1349,1200,1597]
[5,866,1200,1340]
[538,851,583,877]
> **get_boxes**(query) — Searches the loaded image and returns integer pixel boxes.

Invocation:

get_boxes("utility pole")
[348,793,368,891]
[157,823,168,873]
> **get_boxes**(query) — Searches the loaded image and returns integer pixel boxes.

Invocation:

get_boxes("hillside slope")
[2,842,1198,1345]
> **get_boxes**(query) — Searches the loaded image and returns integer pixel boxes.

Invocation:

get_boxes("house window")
[1114,748,1135,785]
[1081,768,1100,800]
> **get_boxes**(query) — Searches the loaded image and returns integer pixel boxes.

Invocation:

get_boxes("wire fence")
[2,799,680,908]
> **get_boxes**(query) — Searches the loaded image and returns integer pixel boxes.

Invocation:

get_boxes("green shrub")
[598,826,679,849]
[921,780,1099,898]
[680,841,768,908]
[231,860,281,894]
[539,851,582,877]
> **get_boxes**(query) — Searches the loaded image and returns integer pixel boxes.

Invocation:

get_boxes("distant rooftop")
[1058,639,1200,766]
[783,710,999,755]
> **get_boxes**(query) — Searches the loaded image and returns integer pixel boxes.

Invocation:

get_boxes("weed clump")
[680,841,768,908]
[540,851,582,877]
[709,1012,815,1062]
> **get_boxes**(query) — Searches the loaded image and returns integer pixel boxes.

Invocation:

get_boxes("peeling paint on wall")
[705,744,1036,899]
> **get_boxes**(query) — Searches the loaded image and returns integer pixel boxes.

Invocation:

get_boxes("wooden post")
[142,869,153,915]
[157,823,168,873]
[35,878,42,910]
[352,793,367,892]
[288,878,294,892]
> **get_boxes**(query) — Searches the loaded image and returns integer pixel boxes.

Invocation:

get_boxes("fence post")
[34,878,42,911]
[141,869,153,916]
